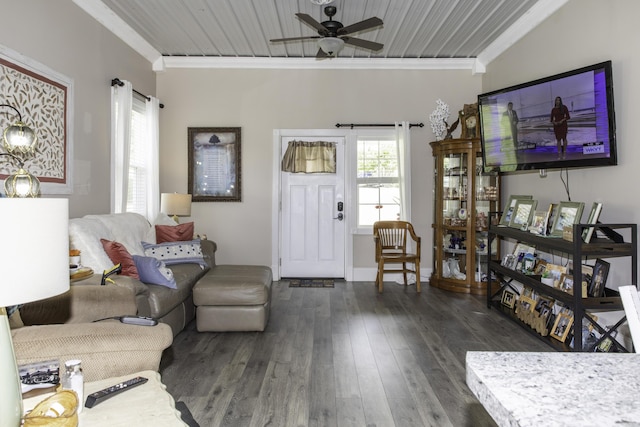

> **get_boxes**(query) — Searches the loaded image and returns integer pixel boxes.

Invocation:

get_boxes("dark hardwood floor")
[160,281,550,426]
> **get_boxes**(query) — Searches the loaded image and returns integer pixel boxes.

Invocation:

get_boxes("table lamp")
[0,198,69,427]
[160,193,192,223]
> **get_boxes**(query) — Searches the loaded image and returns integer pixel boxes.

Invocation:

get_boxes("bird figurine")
[444,117,459,139]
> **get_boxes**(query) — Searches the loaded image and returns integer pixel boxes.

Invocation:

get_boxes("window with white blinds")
[126,94,148,215]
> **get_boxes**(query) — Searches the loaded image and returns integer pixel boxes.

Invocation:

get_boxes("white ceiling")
[73,0,569,71]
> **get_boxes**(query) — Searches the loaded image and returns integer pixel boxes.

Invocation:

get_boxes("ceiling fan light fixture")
[309,0,334,5]
[318,37,344,56]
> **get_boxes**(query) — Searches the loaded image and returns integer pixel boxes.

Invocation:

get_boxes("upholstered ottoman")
[192,265,272,332]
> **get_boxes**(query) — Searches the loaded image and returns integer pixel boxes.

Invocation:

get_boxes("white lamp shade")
[0,198,69,306]
[160,193,192,217]
[318,37,345,56]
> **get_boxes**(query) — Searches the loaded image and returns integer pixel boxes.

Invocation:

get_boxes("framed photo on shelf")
[501,289,517,309]
[529,210,549,235]
[545,203,559,236]
[550,311,574,342]
[499,195,533,226]
[558,273,574,294]
[517,295,537,314]
[550,201,585,237]
[533,259,548,275]
[582,202,603,243]
[589,259,610,297]
[509,199,537,229]
[545,263,567,288]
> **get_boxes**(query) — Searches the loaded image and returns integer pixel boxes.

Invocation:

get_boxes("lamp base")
[0,307,23,427]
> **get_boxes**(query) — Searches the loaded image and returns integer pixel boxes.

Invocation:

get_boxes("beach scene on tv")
[479,67,612,172]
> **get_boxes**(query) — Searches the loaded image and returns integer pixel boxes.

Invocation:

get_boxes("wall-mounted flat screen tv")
[478,61,617,173]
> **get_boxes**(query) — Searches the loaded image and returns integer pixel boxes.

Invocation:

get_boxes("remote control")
[119,315,158,326]
[85,376,148,408]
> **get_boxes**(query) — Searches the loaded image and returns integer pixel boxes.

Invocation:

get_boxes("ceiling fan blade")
[270,36,322,43]
[296,13,329,35]
[341,37,384,51]
[338,17,383,35]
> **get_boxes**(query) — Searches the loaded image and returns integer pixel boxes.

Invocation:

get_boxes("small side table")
[23,370,187,426]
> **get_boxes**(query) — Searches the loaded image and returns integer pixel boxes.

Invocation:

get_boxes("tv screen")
[478,61,617,173]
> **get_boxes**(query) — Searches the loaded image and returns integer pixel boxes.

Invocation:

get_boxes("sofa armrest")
[19,281,138,325]
[12,321,173,382]
[201,238,217,268]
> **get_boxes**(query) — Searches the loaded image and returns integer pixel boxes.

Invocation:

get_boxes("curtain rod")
[335,122,424,129]
[111,78,164,109]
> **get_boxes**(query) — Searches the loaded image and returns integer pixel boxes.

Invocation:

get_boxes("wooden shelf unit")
[487,223,637,352]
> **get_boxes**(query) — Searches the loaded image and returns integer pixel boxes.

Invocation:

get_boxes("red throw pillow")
[100,239,139,279]
[155,222,194,243]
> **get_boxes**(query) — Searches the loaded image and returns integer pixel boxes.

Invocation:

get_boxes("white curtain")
[145,96,160,220]
[111,80,132,213]
[110,79,161,220]
[395,121,411,222]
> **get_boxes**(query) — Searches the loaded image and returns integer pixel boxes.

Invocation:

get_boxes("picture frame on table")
[550,201,585,237]
[582,202,603,243]
[589,259,610,297]
[509,199,538,230]
[499,195,533,226]
[529,210,550,235]
[550,311,574,342]
[187,127,242,202]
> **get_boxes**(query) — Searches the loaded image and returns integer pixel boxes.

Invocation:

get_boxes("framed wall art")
[0,44,73,194]
[188,127,241,202]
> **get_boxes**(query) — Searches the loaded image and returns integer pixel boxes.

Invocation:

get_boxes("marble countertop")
[466,351,640,427]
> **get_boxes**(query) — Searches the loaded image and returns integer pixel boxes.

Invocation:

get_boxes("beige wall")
[157,68,482,267]
[483,0,639,287]
[0,0,155,218]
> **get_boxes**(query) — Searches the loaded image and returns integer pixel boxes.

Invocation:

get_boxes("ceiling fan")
[270,6,384,58]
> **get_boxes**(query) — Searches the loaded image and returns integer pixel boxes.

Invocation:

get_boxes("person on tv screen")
[503,102,519,146]
[550,96,570,158]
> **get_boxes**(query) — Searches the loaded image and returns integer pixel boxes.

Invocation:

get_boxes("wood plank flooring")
[160,281,551,426]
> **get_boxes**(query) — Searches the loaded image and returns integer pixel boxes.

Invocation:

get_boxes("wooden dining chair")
[373,220,421,293]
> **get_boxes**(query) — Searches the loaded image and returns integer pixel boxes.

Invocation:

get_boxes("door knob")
[334,213,344,221]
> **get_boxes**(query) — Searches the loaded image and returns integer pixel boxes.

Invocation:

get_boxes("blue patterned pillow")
[132,255,177,289]
[141,239,206,267]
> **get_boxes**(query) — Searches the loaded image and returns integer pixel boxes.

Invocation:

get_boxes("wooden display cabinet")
[430,138,500,295]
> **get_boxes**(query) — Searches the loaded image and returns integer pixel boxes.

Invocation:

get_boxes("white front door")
[280,136,345,278]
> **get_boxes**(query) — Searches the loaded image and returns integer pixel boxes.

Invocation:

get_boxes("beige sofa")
[12,284,173,382]
[67,213,214,336]
[66,212,272,335]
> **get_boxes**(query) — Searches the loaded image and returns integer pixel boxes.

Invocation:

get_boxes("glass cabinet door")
[441,152,469,280]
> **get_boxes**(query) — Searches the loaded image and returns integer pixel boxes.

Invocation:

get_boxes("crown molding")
[159,56,482,72]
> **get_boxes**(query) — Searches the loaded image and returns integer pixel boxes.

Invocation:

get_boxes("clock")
[459,103,479,139]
